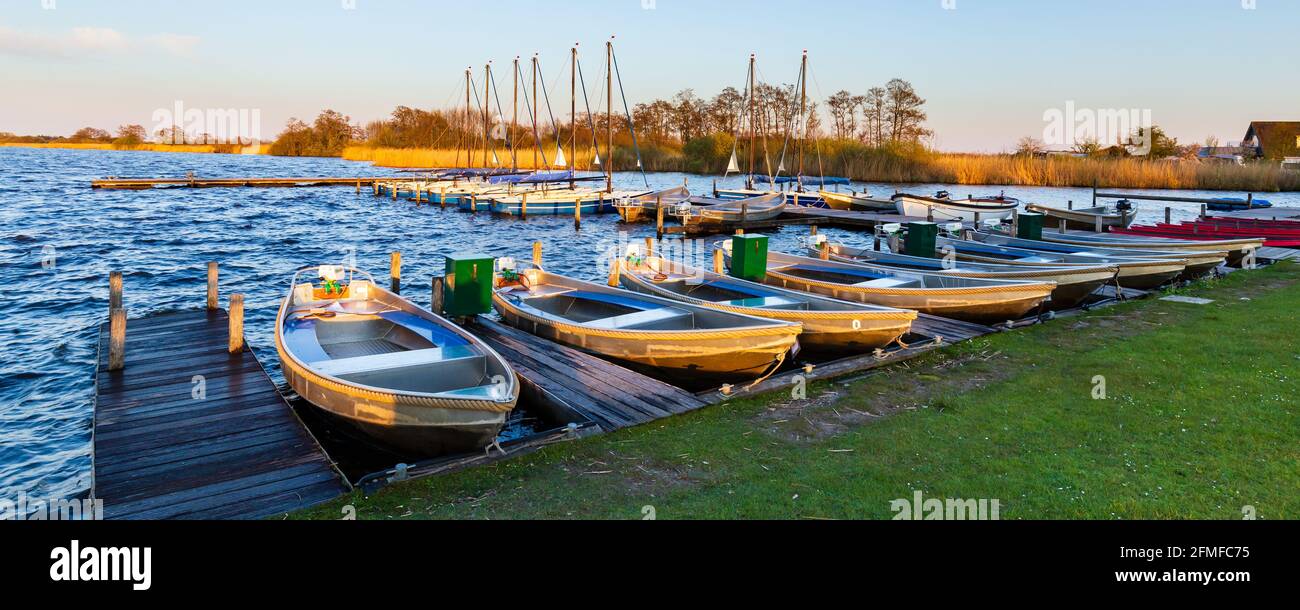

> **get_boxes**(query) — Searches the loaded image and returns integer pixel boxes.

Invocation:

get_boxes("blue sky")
[1,0,1296,151]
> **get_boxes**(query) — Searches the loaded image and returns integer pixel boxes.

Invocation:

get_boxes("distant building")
[1197,146,1247,165]
[1242,121,1300,161]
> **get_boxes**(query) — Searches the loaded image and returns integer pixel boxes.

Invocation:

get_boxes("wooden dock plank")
[470,317,709,432]
[91,176,392,190]
[93,309,348,520]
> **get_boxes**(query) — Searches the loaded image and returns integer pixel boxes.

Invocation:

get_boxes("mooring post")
[927,206,934,222]
[655,198,665,240]
[873,234,881,252]
[1058,219,1067,234]
[1246,193,1254,209]
[227,294,245,354]
[471,194,478,214]
[607,259,621,287]
[1011,209,1020,236]
[533,241,543,266]
[741,201,749,225]
[392,184,398,201]
[1165,207,1172,224]
[574,198,582,230]
[811,225,818,236]
[356,180,361,195]
[1199,203,1207,219]
[431,276,445,315]
[440,187,447,209]
[390,251,402,294]
[712,179,718,198]
[1068,200,1073,210]
[645,237,654,257]
[973,211,981,227]
[107,271,126,371]
[206,262,219,310]
[520,193,528,219]
[819,242,830,260]
[108,306,126,372]
[713,248,725,274]
[373,183,379,197]
[1095,215,1103,233]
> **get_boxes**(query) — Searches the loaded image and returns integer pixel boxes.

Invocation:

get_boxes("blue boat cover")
[489,171,574,184]
[791,264,892,280]
[566,290,660,311]
[754,175,851,186]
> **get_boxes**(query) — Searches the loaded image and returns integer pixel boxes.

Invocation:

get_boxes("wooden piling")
[440,187,447,209]
[390,251,402,294]
[1067,200,1073,210]
[645,237,654,257]
[108,307,126,372]
[574,198,581,229]
[655,199,665,240]
[1059,219,1067,234]
[109,271,123,312]
[819,243,830,261]
[1165,207,1172,224]
[607,259,621,287]
[810,225,818,236]
[431,276,445,315]
[227,294,245,354]
[356,180,361,195]
[521,193,528,219]
[713,249,725,274]
[533,241,543,266]
[1094,215,1103,233]
[206,262,218,310]
[1011,209,1019,235]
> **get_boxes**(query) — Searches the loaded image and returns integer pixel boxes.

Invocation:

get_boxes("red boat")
[1111,226,1300,248]
[1162,223,1300,237]
[1202,216,1300,228]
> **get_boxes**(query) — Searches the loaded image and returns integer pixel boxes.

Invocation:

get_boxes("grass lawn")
[295,262,1300,520]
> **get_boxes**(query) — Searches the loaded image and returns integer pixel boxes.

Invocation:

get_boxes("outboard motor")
[1115,199,1134,213]
[935,190,951,200]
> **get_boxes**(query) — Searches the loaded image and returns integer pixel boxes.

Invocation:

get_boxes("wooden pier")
[470,317,709,431]
[91,176,391,190]
[666,206,940,236]
[92,309,348,519]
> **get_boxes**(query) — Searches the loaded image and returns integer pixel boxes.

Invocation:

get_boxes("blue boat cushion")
[567,290,662,311]
[377,311,471,348]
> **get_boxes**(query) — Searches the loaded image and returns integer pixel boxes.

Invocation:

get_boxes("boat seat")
[587,306,694,331]
[724,295,806,310]
[310,344,481,378]
[852,277,912,289]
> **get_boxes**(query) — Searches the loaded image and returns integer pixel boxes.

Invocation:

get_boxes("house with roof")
[1242,122,1300,168]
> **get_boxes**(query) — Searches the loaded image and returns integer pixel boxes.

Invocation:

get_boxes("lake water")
[2,146,1297,499]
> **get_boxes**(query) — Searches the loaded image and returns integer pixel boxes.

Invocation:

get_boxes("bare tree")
[884,79,930,143]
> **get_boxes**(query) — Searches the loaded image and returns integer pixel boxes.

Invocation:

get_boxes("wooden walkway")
[666,206,952,236]
[470,317,709,432]
[91,176,390,189]
[92,309,348,520]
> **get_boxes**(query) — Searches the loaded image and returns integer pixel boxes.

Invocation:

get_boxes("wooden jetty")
[92,270,348,520]
[470,317,709,432]
[666,206,942,236]
[92,176,391,190]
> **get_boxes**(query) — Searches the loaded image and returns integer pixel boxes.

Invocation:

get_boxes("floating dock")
[92,309,348,519]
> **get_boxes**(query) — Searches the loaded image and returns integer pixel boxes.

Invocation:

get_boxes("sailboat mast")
[571,43,578,189]
[532,55,538,170]
[512,57,519,172]
[465,68,472,170]
[798,50,808,191]
[748,53,756,190]
[606,38,614,194]
[483,63,493,168]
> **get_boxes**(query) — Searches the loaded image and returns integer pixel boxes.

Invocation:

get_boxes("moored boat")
[492,262,802,384]
[1025,202,1138,231]
[613,186,692,223]
[970,230,1224,281]
[617,252,916,353]
[276,265,519,456]
[816,241,1119,309]
[892,192,1019,222]
[1036,231,1262,267]
[685,192,785,224]
[934,236,1188,290]
[819,190,896,212]
[727,246,1056,324]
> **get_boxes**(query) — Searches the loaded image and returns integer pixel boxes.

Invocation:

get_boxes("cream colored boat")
[492,263,802,384]
[276,266,519,456]
[617,254,915,354]
[726,245,1056,324]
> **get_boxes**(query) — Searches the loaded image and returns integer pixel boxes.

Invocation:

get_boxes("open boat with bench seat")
[682,192,786,224]
[970,230,1225,280]
[276,265,519,456]
[616,252,916,354]
[613,186,692,223]
[1034,230,1260,268]
[934,236,1188,290]
[725,246,1056,324]
[492,261,801,384]
[815,241,1119,309]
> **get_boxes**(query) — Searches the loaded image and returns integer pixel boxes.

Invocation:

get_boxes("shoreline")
[5,142,1298,193]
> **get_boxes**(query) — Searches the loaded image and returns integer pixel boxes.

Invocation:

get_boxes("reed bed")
[344,142,1299,191]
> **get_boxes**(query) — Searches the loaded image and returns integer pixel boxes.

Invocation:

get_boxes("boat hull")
[493,295,799,384]
[618,266,914,354]
[894,196,1017,222]
[1025,204,1137,231]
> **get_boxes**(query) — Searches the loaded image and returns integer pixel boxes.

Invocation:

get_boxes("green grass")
[295,263,1300,520]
